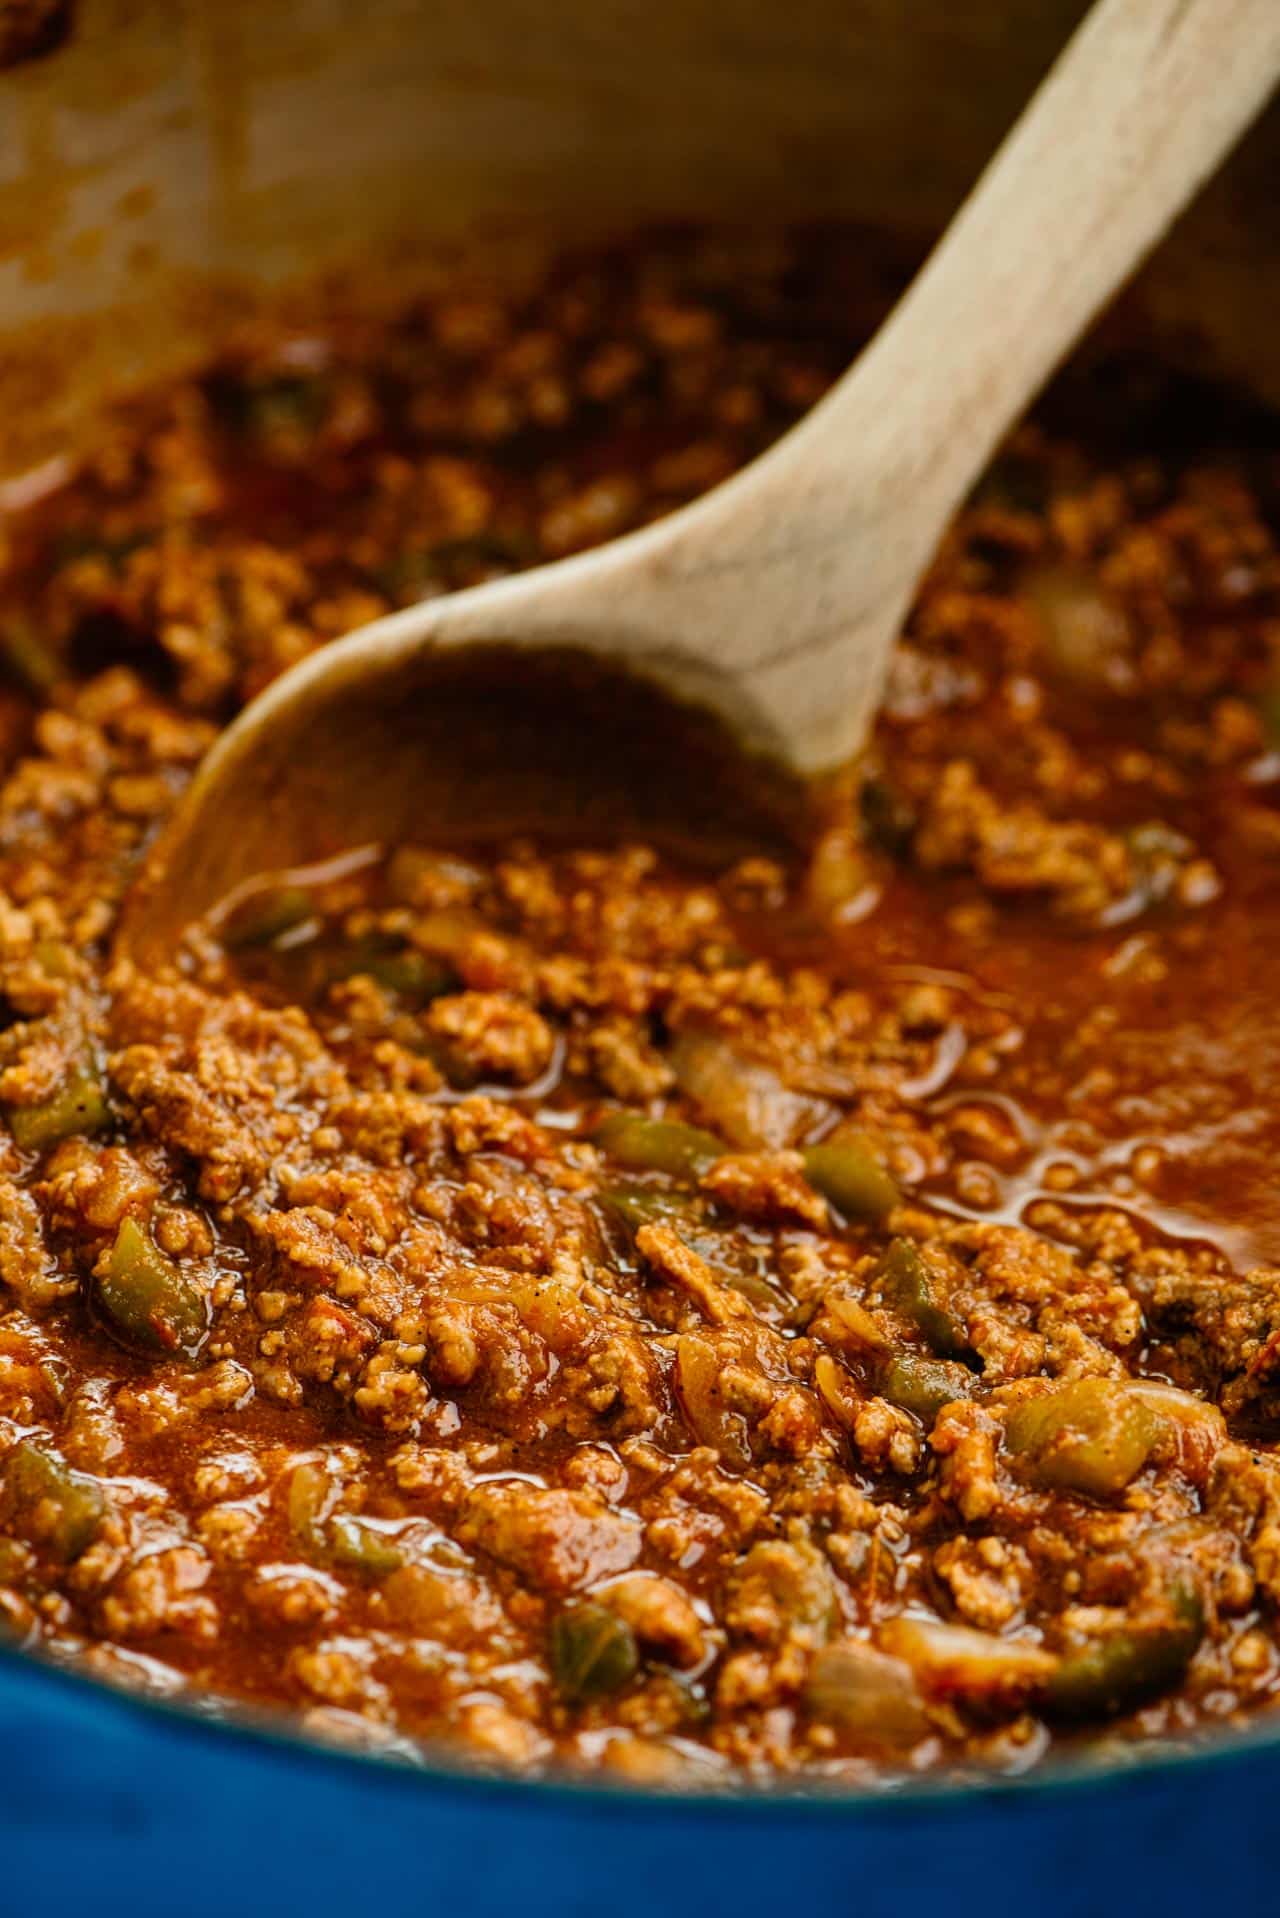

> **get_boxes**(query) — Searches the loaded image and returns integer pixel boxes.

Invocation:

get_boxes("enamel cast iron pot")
[3,5,1280,1914]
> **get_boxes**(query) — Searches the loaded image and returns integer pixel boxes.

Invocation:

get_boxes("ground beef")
[0,229,1279,1786]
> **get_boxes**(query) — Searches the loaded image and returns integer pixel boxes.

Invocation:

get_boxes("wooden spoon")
[126,0,1280,956]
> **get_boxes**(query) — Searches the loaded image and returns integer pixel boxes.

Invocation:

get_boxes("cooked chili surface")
[2,231,1280,1785]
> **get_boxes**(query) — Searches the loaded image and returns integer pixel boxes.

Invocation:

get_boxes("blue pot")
[2,1641,1271,1918]
[3,12,1279,1914]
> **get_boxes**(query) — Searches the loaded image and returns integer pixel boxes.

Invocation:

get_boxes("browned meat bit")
[579,1018,674,1102]
[1208,1446,1280,1603]
[1129,1250,1280,1419]
[933,1537,1031,1631]
[635,1222,751,1326]
[700,1151,828,1228]
[912,761,1161,924]
[456,1483,643,1593]
[0,1174,70,1310]
[424,991,555,1086]
[246,1565,341,1628]
[97,1545,218,1642]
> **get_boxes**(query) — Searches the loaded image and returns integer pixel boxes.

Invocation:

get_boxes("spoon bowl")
[125,634,811,960]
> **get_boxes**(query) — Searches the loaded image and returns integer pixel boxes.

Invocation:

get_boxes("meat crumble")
[1,231,1280,1786]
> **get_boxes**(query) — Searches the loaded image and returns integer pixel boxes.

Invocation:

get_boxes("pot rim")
[6,1628,1278,1816]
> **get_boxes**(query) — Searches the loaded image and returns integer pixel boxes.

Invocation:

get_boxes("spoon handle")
[446,0,1280,772]
[733,0,1280,612]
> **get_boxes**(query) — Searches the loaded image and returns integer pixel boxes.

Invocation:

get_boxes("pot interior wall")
[1,0,1278,479]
